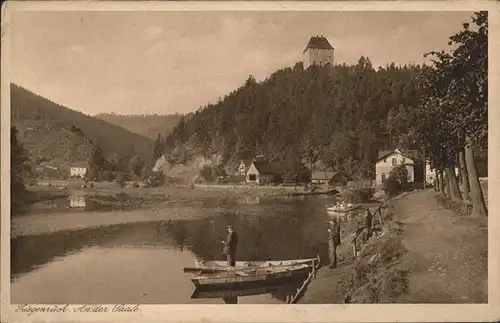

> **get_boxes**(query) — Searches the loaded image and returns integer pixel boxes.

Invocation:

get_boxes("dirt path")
[394,190,488,303]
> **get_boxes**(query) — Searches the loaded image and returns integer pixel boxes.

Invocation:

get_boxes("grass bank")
[300,196,409,303]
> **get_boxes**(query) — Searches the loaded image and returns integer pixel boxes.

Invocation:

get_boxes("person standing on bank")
[328,218,341,268]
[221,225,238,266]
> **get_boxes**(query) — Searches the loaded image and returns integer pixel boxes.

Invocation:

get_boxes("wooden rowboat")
[192,257,318,271]
[190,262,314,290]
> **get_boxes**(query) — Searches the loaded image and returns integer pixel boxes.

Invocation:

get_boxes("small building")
[246,160,284,185]
[303,35,334,69]
[70,161,88,178]
[311,170,352,186]
[375,148,414,186]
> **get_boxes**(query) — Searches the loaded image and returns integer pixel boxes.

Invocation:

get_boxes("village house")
[70,161,88,178]
[303,35,335,69]
[245,160,284,185]
[375,148,415,186]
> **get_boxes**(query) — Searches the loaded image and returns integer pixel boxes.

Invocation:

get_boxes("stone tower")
[303,35,334,69]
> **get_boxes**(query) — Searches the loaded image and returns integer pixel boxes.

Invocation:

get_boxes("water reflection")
[12,196,336,303]
[191,274,309,304]
[69,193,87,208]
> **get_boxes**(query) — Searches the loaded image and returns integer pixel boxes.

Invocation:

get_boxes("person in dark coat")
[328,218,341,268]
[222,225,238,266]
[364,209,373,241]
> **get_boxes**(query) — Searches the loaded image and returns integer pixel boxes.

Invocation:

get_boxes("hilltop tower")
[303,35,334,69]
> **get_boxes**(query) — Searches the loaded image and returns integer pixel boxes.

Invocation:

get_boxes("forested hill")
[164,58,423,177]
[95,113,185,140]
[11,84,155,162]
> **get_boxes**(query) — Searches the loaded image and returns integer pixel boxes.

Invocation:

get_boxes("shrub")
[383,176,401,197]
[147,171,166,187]
[383,165,409,197]
[115,172,125,187]
[199,165,214,182]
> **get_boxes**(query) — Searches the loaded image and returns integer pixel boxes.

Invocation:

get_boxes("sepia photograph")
[1,1,498,322]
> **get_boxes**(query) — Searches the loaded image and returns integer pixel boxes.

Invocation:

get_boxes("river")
[11,193,345,304]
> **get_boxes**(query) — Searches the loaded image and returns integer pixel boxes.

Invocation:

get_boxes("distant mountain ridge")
[11,84,155,163]
[95,113,185,140]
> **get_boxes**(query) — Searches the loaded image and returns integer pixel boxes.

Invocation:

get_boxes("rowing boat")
[190,262,314,290]
[326,204,360,212]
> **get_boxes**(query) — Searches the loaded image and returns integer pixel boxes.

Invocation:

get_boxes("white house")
[70,161,88,178]
[375,149,414,186]
[303,35,334,69]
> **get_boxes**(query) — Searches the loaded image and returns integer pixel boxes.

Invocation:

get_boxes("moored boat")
[193,257,319,271]
[190,262,314,290]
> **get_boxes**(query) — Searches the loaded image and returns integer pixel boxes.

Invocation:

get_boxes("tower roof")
[303,36,334,53]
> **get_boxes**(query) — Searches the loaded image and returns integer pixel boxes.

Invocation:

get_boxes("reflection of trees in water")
[11,222,181,279]
[11,224,128,279]
[159,200,331,262]
[12,199,332,279]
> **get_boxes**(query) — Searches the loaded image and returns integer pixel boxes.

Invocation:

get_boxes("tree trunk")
[465,138,487,216]
[445,166,462,202]
[438,170,445,196]
[459,150,470,201]
[445,173,451,198]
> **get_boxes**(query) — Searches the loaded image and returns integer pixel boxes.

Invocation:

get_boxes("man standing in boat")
[328,218,341,268]
[222,225,238,266]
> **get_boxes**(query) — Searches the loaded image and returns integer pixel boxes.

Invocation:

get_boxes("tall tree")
[421,12,487,216]
[153,133,164,161]
[88,144,106,180]
[11,126,31,194]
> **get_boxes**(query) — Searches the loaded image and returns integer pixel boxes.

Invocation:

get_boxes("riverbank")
[300,197,406,303]
[300,189,488,303]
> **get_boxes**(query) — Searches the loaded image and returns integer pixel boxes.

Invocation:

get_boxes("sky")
[10,10,475,116]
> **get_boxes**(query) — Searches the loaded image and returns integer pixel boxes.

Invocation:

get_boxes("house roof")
[71,161,89,168]
[240,158,254,167]
[331,171,353,183]
[376,148,417,164]
[252,161,284,175]
[303,36,334,53]
[378,149,396,160]
[311,171,337,179]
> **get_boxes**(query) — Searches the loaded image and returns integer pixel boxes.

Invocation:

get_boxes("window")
[249,174,257,181]
[402,158,406,165]
[392,158,397,166]
[381,173,386,183]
